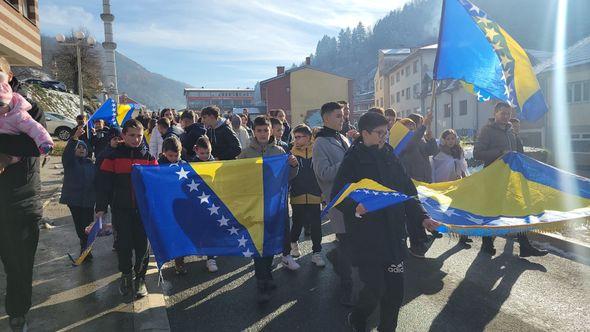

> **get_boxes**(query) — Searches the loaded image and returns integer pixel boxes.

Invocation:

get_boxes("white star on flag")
[208,204,220,215]
[470,3,481,15]
[168,163,179,167]
[362,189,370,194]
[228,226,239,235]
[197,193,210,204]
[187,180,200,192]
[217,215,229,227]
[237,235,247,247]
[242,249,253,257]
[176,168,189,180]
[443,208,457,217]
[466,215,485,224]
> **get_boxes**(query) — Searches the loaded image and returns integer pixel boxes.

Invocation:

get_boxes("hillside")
[31,35,191,110]
[115,52,191,110]
[312,0,590,93]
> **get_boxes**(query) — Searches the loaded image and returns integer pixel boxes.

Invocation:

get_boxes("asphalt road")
[163,229,590,331]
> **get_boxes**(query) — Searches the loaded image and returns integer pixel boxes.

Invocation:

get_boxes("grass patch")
[51,140,67,156]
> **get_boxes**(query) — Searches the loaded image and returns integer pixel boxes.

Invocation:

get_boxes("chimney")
[277,66,285,76]
[305,57,311,65]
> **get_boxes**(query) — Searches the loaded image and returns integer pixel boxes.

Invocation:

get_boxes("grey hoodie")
[239,136,298,180]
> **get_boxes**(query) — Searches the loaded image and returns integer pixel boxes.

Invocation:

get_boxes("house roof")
[536,35,590,74]
[380,48,412,56]
[259,65,352,85]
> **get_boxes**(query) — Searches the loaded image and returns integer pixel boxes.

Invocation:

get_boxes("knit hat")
[75,139,88,150]
[0,72,12,107]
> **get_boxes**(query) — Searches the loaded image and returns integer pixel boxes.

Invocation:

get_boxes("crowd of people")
[0,53,549,331]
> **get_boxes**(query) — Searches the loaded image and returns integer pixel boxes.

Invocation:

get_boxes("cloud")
[39,4,100,34]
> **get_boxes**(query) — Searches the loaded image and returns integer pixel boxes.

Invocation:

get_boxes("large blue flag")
[434,0,548,121]
[415,152,590,237]
[131,155,290,268]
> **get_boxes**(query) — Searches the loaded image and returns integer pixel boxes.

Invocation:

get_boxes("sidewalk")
[0,158,169,331]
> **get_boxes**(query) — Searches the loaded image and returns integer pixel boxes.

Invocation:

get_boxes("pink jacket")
[0,92,53,149]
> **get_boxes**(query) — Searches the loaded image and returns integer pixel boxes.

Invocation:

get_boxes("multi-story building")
[260,57,353,127]
[386,43,553,142]
[373,49,411,109]
[184,88,255,112]
[535,36,590,166]
[0,0,41,66]
[352,91,374,121]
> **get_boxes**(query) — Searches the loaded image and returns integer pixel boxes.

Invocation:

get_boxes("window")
[572,133,590,153]
[406,66,410,77]
[567,80,590,104]
[401,69,404,76]
[396,72,400,82]
[413,60,419,74]
[444,103,451,118]
[459,100,468,115]
[401,89,405,97]
[406,87,410,100]
[7,0,19,10]
[413,83,419,99]
[396,92,401,103]
[380,78,384,90]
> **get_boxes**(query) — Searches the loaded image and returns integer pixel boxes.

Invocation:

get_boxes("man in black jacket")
[0,58,44,331]
[332,112,439,331]
[179,110,206,161]
[95,119,158,299]
[201,106,241,160]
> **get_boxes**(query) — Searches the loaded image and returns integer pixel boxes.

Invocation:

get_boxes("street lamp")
[56,32,96,116]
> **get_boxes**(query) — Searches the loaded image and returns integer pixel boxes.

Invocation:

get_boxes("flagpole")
[429,79,438,136]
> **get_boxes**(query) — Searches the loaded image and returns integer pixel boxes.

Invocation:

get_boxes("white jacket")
[148,127,163,158]
[432,151,469,183]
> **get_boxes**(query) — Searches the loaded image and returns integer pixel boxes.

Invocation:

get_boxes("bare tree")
[52,28,102,98]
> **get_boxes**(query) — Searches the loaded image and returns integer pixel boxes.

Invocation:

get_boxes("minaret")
[101,0,119,102]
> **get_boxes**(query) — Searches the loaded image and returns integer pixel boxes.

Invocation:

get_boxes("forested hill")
[311,0,590,92]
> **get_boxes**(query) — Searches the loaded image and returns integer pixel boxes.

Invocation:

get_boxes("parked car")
[45,112,77,141]
[43,81,67,92]
[24,79,68,92]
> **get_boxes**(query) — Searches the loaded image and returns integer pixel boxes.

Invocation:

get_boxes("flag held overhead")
[434,0,548,121]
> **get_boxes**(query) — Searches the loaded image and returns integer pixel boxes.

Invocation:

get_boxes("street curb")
[133,260,171,332]
[528,232,590,264]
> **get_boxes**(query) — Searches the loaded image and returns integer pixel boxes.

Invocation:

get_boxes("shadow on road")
[428,239,547,332]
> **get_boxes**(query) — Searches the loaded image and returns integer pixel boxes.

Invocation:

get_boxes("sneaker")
[290,242,301,257]
[119,273,133,296]
[8,316,27,332]
[206,259,218,272]
[520,245,549,258]
[134,277,148,298]
[409,243,427,258]
[311,252,326,267]
[281,255,300,271]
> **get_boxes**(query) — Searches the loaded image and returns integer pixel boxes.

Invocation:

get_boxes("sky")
[38,0,411,88]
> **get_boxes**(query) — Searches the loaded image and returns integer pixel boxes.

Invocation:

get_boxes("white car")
[45,112,77,141]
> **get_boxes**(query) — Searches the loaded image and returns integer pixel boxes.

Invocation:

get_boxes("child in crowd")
[157,136,191,275]
[191,136,219,273]
[289,124,325,267]
[331,112,439,331]
[269,117,290,153]
[239,116,299,304]
[60,126,96,260]
[432,129,472,245]
[95,119,157,299]
[0,72,53,172]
